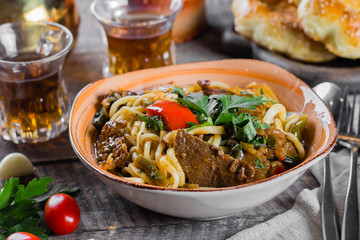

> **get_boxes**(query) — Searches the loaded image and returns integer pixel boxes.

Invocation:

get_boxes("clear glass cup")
[0,21,73,144]
[0,0,80,48]
[90,0,182,76]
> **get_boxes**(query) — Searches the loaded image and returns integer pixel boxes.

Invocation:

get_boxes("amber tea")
[105,13,174,75]
[91,0,182,76]
[0,21,72,143]
[0,53,69,143]
[0,0,79,45]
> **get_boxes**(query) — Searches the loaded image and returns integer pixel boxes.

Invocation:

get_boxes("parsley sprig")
[0,177,52,240]
[137,114,164,133]
[177,91,271,146]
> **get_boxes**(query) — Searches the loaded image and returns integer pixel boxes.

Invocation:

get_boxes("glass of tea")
[90,0,182,76]
[0,21,73,144]
[0,0,80,47]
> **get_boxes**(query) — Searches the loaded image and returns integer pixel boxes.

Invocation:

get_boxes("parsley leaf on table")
[14,178,52,202]
[5,217,48,240]
[0,178,19,210]
[0,177,52,240]
[0,199,38,229]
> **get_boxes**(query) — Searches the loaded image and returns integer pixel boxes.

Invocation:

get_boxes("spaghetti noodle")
[93,81,307,188]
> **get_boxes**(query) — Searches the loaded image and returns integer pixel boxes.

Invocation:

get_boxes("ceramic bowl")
[69,59,337,220]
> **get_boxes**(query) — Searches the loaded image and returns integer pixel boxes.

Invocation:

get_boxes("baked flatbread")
[232,0,336,62]
[298,0,360,59]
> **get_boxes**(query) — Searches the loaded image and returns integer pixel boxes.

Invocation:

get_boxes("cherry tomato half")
[6,232,40,240]
[44,193,80,235]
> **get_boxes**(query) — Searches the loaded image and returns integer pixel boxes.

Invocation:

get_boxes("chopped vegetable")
[251,135,266,147]
[137,115,164,133]
[273,165,286,175]
[231,113,269,144]
[270,161,286,175]
[146,101,199,131]
[266,135,276,149]
[0,178,52,240]
[92,107,109,130]
[255,158,265,169]
[186,117,213,131]
[170,87,185,97]
[134,155,170,187]
[290,116,307,141]
[230,144,244,160]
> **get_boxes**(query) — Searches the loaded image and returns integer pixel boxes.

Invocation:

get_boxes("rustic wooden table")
[0,0,320,239]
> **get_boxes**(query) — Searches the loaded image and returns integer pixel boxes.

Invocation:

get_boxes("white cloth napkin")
[228,148,357,240]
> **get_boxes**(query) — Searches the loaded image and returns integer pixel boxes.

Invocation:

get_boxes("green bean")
[266,134,276,149]
[290,116,307,141]
[295,116,307,132]
[135,155,170,187]
[290,125,302,140]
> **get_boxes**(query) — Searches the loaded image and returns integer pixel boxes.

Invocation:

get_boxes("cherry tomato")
[44,193,80,235]
[6,232,40,240]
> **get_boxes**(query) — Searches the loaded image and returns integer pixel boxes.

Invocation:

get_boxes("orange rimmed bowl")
[69,59,337,220]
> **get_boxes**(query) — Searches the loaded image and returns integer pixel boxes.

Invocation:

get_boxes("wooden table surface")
[0,0,320,239]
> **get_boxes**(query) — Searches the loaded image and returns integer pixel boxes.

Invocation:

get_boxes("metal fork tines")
[337,88,360,240]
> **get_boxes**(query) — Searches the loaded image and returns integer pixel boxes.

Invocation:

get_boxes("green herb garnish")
[176,91,271,147]
[213,94,269,125]
[187,118,213,131]
[230,144,244,160]
[255,158,265,169]
[137,114,164,133]
[177,92,214,118]
[231,113,268,143]
[251,135,266,147]
[170,87,186,97]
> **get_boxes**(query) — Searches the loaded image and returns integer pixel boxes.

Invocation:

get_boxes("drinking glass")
[90,0,182,76]
[0,0,80,47]
[0,21,73,144]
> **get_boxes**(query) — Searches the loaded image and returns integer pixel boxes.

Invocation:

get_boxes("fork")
[337,88,360,240]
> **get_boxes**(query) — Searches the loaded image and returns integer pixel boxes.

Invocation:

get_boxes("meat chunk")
[197,80,230,96]
[174,130,255,187]
[258,126,298,160]
[95,119,130,170]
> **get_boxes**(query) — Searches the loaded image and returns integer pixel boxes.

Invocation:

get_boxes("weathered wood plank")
[31,160,319,239]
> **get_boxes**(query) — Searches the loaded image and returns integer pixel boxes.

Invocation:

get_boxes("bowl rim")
[69,59,337,192]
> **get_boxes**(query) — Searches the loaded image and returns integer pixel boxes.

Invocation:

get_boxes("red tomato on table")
[6,232,40,240]
[44,193,80,235]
